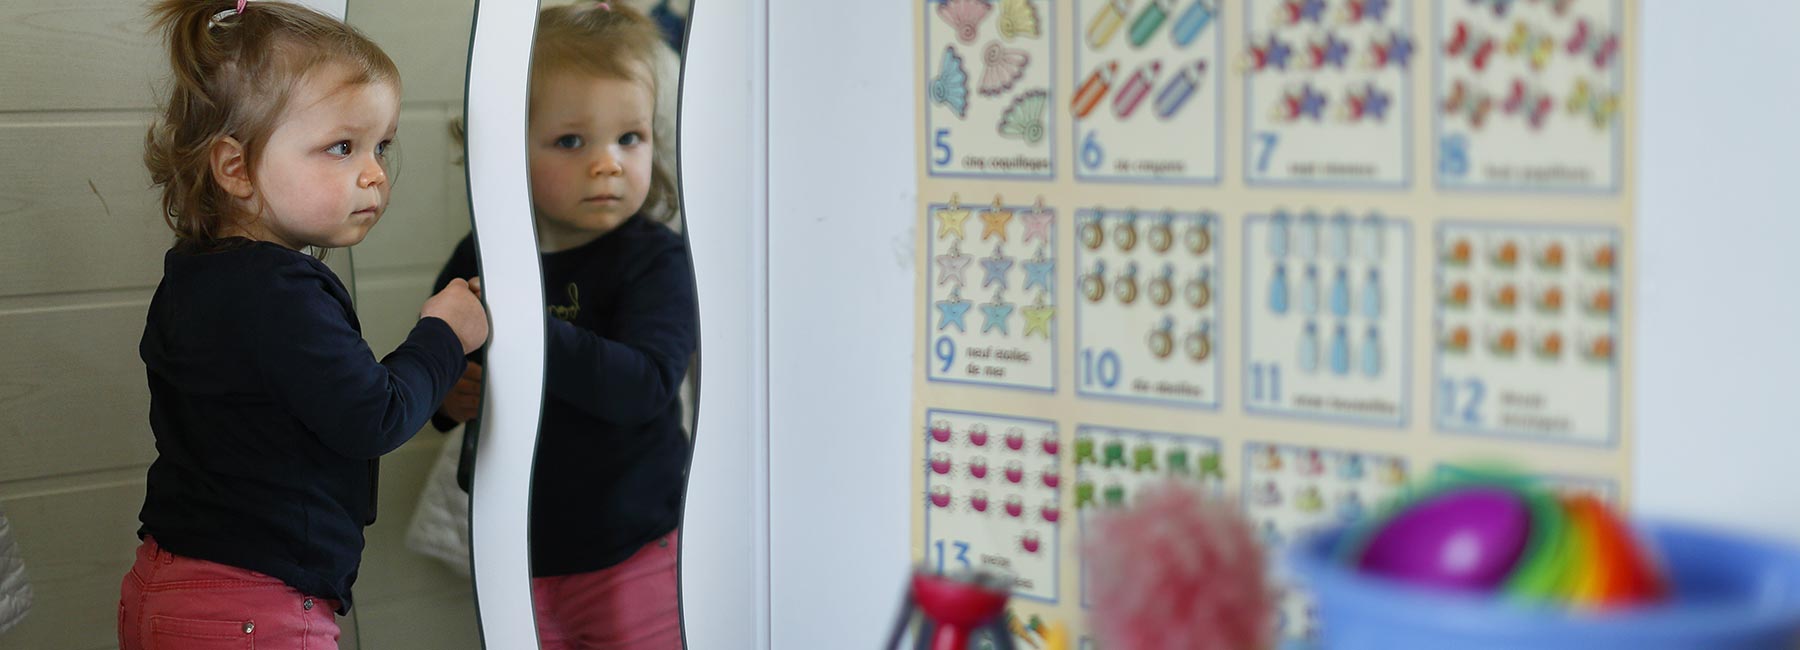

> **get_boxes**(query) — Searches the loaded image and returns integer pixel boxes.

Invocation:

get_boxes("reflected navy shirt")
[433,214,696,577]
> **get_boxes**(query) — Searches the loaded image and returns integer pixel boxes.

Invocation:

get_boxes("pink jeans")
[118,536,340,650]
[532,529,682,650]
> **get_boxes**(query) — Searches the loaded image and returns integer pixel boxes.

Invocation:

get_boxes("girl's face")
[527,68,655,252]
[247,65,400,250]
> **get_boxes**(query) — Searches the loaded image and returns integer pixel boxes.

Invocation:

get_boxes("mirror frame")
[458,0,769,647]
[463,0,544,646]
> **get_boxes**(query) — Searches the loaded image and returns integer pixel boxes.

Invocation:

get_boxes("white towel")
[403,425,474,577]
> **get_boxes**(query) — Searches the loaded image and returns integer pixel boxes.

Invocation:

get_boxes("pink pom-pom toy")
[1084,479,1275,650]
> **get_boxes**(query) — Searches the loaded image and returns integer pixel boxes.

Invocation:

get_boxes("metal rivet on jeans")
[302,598,314,611]
[242,621,255,634]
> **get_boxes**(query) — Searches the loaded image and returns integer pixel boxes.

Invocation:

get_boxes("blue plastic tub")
[1286,522,1800,649]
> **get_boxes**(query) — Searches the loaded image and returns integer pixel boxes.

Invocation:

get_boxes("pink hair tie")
[237,0,247,12]
[595,2,611,10]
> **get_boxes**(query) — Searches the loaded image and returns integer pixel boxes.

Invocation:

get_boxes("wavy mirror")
[347,0,696,647]
[336,0,482,647]
[509,1,698,647]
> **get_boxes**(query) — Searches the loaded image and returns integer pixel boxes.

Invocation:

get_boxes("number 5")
[934,128,953,166]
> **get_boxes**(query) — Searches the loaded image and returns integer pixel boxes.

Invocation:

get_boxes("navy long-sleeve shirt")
[136,239,466,613]
[433,214,696,577]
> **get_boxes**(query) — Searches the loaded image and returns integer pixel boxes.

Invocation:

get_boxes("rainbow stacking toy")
[1337,475,1666,608]
[1287,472,1800,649]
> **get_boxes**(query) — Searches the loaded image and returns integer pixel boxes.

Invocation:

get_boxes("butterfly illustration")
[937,0,992,45]
[997,89,1046,144]
[997,0,1040,40]
[978,40,1030,96]
[930,46,970,118]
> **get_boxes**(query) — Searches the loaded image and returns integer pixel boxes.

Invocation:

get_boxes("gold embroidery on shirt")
[548,283,580,322]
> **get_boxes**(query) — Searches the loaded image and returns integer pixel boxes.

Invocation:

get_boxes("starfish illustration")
[980,296,1014,335]
[936,289,972,332]
[935,243,973,288]
[981,205,1014,242]
[1021,299,1054,339]
[1020,208,1053,245]
[937,204,970,241]
[980,247,1015,290]
[1023,255,1054,293]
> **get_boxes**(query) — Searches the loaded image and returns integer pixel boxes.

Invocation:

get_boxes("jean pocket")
[148,614,255,650]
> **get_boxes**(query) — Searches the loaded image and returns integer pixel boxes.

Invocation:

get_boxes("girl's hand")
[438,361,484,424]
[423,278,489,353]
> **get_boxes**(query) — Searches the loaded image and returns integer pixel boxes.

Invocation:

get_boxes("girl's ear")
[210,136,255,199]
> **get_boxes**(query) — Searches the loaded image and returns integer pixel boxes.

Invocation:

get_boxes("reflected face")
[528,68,656,252]
[249,65,400,249]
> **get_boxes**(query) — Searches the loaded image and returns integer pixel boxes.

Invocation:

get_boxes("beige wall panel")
[0,301,156,483]
[0,120,167,297]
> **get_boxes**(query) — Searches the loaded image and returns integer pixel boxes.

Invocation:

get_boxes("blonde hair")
[144,0,400,248]
[532,3,680,222]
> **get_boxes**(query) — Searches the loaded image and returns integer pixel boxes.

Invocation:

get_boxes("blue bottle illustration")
[1329,323,1351,376]
[1361,325,1381,377]
[1269,263,1289,315]
[1329,212,1352,261]
[1362,267,1382,319]
[1297,211,1320,259]
[1300,264,1319,315]
[1329,266,1351,318]
[1269,211,1290,259]
[1362,213,1385,262]
[1298,320,1320,373]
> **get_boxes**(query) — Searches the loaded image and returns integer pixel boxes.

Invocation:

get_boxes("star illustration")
[1385,32,1414,69]
[1364,0,1391,21]
[981,207,1013,242]
[980,299,1014,335]
[1252,34,1293,71]
[1364,85,1391,120]
[1020,209,1053,245]
[1299,0,1326,23]
[1298,84,1328,120]
[1319,34,1349,69]
[937,206,970,241]
[1023,257,1054,293]
[1266,35,1293,70]
[1020,301,1054,339]
[936,291,972,332]
[935,246,972,288]
[980,251,1015,290]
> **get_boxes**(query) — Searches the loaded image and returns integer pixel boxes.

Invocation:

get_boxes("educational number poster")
[912,0,1635,647]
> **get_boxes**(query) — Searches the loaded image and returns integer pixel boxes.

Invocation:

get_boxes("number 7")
[1255,132,1279,173]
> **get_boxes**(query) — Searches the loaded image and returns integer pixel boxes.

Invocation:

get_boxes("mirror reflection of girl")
[431,3,694,648]
[121,2,489,648]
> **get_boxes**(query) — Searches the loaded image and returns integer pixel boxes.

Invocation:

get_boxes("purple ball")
[1357,487,1532,591]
